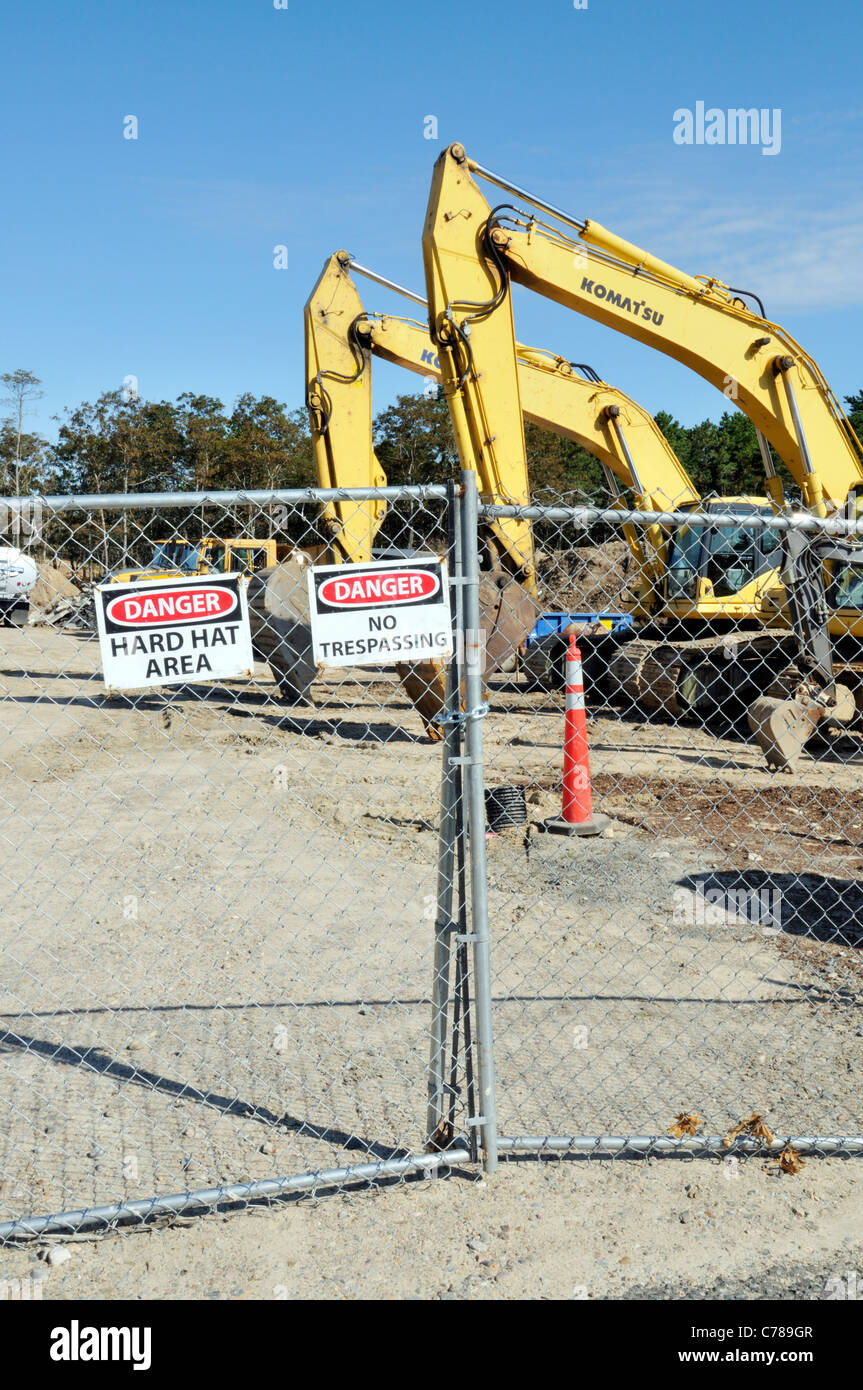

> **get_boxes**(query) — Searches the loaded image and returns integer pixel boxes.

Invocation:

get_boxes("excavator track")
[600,630,863,768]
[601,631,787,719]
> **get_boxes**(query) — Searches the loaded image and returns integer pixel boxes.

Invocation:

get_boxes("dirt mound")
[538,540,631,611]
[30,559,80,610]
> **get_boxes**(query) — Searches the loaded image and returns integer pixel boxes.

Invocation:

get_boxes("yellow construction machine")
[304,252,804,741]
[306,251,797,624]
[422,144,863,766]
[110,537,291,585]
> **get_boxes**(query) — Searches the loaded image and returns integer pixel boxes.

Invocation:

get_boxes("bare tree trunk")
[14,398,22,499]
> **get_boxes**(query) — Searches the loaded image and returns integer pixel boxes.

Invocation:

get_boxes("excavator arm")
[305,249,710,738]
[305,259,387,563]
[423,144,863,767]
[308,251,700,608]
[307,251,537,587]
[423,144,863,519]
[306,251,540,736]
[373,326,701,608]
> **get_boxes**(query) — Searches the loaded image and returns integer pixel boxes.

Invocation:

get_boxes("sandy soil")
[29,559,81,610]
[0,623,861,1298]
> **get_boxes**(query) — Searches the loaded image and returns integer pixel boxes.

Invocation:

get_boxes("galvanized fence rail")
[0,477,861,1242]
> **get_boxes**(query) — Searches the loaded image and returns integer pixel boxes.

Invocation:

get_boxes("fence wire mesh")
[478,487,863,1162]
[0,485,483,1240]
[1,477,862,1242]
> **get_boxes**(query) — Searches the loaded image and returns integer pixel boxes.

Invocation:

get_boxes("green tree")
[373,390,458,486]
[223,394,315,490]
[845,389,863,432]
[1,369,45,495]
[0,421,48,497]
[844,391,863,466]
[653,411,692,472]
[655,408,769,499]
[176,393,229,490]
[50,391,173,495]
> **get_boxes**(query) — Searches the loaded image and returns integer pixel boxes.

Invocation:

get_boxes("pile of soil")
[537,540,631,611]
[30,559,81,610]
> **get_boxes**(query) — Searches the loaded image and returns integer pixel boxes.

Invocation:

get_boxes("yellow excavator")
[306,251,797,619]
[306,251,532,734]
[305,251,803,741]
[110,537,290,585]
[422,143,863,766]
[307,253,700,567]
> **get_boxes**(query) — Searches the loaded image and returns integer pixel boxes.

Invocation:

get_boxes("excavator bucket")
[477,573,541,672]
[747,683,856,770]
[247,555,318,703]
[747,695,824,771]
[247,560,538,740]
[399,572,540,740]
[396,661,447,741]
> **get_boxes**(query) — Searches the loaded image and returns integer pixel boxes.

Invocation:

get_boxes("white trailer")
[0,547,38,625]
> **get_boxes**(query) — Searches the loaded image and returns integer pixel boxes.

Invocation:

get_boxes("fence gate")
[478,492,863,1166]
[0,483,491,1242]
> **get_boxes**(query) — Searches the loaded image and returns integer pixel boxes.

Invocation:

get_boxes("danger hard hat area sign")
[95,574,254,691]
[308,557,453,667]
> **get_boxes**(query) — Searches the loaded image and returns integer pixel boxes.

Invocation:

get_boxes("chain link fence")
[479,490,863,1165]
[0,483,492,1240]
[1,477,861,1242]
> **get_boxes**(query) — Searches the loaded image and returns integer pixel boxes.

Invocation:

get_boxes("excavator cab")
[224,543,271,575]
[664,502,781,612]
[828,495,863,616]
[150,540,204,574]
[831,562,863,613]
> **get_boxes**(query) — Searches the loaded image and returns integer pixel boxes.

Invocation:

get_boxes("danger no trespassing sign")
[95,574,254,691]
[308,557,453,668]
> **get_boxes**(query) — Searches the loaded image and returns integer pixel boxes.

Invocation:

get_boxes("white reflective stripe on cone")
[566,691,586,711]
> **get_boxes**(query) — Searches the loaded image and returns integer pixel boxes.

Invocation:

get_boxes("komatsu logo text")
[580,278,664,327]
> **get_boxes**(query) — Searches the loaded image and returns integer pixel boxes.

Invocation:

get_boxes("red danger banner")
[105,587,237,627]
[317,569,440,609]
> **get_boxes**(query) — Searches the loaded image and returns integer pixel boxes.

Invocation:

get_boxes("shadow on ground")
[679,869,863,948]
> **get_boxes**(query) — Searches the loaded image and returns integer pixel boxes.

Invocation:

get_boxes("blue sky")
[2,0,861,444]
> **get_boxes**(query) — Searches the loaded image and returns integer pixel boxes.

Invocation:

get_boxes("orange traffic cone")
[544,634,608,837]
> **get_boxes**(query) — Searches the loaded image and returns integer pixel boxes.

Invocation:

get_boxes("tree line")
[4,372,863,508]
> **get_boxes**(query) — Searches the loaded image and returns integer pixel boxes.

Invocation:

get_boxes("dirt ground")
[28,559,81,610]
[0,623,861,1299]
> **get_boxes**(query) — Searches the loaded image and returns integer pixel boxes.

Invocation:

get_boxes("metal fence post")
[459,470,499,1172]
[426,481,462,1148]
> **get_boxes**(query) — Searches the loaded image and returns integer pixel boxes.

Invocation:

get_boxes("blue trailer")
[526,611,636,644]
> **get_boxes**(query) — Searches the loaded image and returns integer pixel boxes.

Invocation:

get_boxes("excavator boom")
[305,262,387,563]
[424,144,863,520]
[308,251,702,604]
[305,250,719,737]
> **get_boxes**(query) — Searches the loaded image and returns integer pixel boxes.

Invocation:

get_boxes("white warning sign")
[308,556,453,668]
[95,573,254,691]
